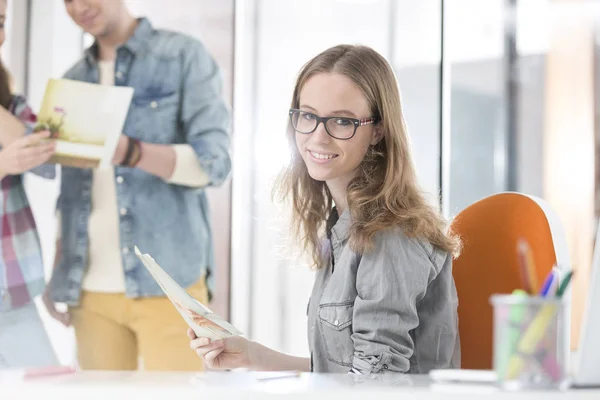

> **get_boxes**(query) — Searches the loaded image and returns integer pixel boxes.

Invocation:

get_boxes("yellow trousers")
[69,278,208,371]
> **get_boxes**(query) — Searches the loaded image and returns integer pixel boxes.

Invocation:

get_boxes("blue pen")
[539,267,560,297]
[546,267,561,297]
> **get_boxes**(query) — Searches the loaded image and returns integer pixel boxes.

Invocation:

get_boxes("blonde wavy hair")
[274,44,461,269]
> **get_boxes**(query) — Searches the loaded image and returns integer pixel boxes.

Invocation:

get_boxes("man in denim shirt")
[43,0,230,371]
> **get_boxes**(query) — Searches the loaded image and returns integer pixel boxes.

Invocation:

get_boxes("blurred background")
[1,0,597,365]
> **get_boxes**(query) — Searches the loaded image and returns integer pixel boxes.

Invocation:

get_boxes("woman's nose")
[310,121,331,144]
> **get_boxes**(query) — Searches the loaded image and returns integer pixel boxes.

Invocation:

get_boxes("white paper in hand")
[134,246,242,341]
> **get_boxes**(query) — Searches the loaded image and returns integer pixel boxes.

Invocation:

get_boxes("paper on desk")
[134,246,242,341]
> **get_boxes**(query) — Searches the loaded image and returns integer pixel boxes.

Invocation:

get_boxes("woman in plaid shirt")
[0,0,58,368]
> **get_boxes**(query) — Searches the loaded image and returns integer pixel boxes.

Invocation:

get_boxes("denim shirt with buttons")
[307,208,461,374]
[48,18,231,305]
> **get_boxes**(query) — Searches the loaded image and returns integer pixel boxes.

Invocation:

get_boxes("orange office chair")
[450,192,571,370]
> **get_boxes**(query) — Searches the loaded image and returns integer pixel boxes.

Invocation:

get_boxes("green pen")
[555,271,573,298]
[497,289,528,378]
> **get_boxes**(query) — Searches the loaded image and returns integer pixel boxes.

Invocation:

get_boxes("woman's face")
[294,72,381,188]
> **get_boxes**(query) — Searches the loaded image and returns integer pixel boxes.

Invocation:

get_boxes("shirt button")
[116,176,124,184]
[122,247,130,255]
[334,320,339,326]
[150,101,158,108]
[116,71,123,79]
[120,208,127,216]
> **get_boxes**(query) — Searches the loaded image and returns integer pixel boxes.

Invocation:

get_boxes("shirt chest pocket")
[318,301,354,367]
[130,89,179,143]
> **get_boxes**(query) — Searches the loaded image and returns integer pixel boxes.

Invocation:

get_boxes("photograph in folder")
[134,246,243,341]
[34,78,133,168]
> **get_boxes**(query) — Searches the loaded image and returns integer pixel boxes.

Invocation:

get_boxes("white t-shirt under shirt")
[79,60,210,292]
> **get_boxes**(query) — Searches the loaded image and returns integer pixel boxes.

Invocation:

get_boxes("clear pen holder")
[490,294,568,390]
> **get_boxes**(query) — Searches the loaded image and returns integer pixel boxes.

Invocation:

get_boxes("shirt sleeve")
[179,40,231,187]
[10,94,56,180]
[167,144,210,187]
[351,232,460,374]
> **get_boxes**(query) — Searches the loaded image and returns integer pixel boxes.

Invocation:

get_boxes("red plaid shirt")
[0,95,46,311]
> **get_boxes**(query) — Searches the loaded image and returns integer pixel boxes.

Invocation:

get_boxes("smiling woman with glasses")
[190,44,461,376]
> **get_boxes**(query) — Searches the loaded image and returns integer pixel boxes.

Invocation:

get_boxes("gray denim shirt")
[307,209,460,374]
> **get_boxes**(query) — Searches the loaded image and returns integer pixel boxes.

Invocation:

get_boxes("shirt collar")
[327,207,351,245]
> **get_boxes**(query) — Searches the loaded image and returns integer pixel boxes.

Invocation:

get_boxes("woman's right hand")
[188,328,252,370]
[0,131,55,177]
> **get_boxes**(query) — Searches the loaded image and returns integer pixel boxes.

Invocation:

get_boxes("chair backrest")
[450,192,571,370]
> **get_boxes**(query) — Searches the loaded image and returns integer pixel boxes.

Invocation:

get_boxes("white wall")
[1,0,28,93]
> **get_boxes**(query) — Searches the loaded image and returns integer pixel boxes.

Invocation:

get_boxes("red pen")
[24,365,77,380]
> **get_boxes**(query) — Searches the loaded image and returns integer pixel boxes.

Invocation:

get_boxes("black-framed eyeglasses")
[289,109,379,140]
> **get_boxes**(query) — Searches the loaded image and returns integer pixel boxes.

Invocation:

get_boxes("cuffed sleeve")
[180,41,231,187]
[351,231,459,374]
[167,144,210,187]
[411,254,461,372]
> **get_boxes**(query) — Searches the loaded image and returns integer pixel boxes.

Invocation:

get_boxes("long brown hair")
[274,44,461,269]
[0,57,11,109]
[0,0,10,109]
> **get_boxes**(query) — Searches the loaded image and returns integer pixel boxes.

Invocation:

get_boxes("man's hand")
[42,289,71,327]
[42,239,71,327]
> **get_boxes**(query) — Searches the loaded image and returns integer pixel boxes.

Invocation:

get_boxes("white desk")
[2,371,599,399]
